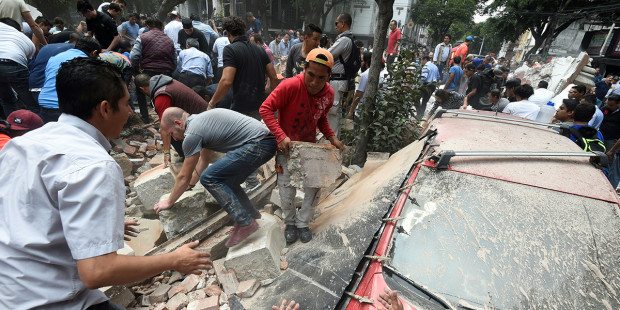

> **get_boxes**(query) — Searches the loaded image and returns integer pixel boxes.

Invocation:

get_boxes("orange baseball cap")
[305,48,334,70]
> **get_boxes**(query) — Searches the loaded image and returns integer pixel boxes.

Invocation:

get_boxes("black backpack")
[560,125,606,152]
[338,34,361,80]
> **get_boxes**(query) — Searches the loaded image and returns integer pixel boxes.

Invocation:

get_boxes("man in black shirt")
[77,0,119,52]
[285,24,322,78]
[178,19,210,55]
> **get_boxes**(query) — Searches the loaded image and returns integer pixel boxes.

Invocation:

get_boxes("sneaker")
[285,225,298,244]
[225,219,259,247]
[298,227,312,243]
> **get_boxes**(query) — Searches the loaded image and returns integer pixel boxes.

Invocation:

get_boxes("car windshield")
[386,166,620,309]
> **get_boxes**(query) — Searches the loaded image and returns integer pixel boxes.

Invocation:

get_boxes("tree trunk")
[156,0,188,22]
[352,0,394,165]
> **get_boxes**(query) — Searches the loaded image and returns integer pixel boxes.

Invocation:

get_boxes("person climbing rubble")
[260,48,345,244]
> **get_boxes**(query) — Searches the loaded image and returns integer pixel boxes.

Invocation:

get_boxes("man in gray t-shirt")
[154,108,277,247]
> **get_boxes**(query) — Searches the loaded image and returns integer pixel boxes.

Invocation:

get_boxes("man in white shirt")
[269,32,282,66]
[433,34,451,82]
[348,51,387,119]
[164,11,183,51]
[0,58,210,309]
[503,84,540,120]
[212,33,230,83]
[528,80,555,105]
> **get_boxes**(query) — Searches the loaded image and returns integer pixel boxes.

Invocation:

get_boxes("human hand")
[378,288,404,310]
[328,135,345,152]
[154,200,173,214]
[272,299,300,310]
[278,137,292,156]
[163,153,170,167]
[124,220,139,241]
[171,240,212,275]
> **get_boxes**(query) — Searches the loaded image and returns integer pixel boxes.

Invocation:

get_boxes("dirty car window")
[387,167,620,309]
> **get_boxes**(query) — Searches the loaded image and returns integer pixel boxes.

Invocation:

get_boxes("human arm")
[22,11,47,48]
[266,63,279,93]
[461,96,468,109]
[327,135,345,152]
[209,67,235,109]
[433,44,440,62]
[445,71,455,88]
[153,151,201,214]
[348,90,364,119]
[130,36,143,69]
[77,241,211,289]
[104,35,120,53]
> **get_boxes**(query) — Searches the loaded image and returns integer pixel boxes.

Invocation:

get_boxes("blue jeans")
[0,60,40,117]
[437,62,446,82]
[200,138,276,226]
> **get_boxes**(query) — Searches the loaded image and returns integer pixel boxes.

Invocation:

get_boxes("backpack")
[560,125,606,153]
[338,34,361,80]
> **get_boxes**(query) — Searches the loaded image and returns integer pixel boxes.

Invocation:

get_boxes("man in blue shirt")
[444,55,463,91]
[418,55,440,118]
[28,36,78,103]
[38,37,101,123]
[245,12,262,37]
[280,33,292,57]
[120,12,140,45]
[176,38,214,88]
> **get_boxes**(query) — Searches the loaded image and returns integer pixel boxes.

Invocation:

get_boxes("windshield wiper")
[383,265,454,309]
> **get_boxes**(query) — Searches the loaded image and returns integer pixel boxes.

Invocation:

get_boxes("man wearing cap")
[260,48,345,244]
[178,18,210,56]
[0,109,43,150]
[164,11,183,50]
[451,36,473,66]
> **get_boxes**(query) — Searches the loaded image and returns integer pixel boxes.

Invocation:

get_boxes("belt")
[0,58,16,63]
[330,73,348,81]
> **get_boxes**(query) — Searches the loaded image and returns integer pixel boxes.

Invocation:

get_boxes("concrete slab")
[288,142,342,188]
[224,215,285,282]
[99,285,135,308]
[134,166,176,215]
[158,188,220,239]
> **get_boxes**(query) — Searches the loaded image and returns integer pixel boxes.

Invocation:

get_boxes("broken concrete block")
[182,274,201,292]
[219,292,228,305]
[224,216,285,282]
[149,154,165,168]
[134,166,176,215]
[280,261,288,270]
[196,278,206,290]
[204,285,223,297]
[152,303,166,310]
[149,283,171,304]
[165,292,188,310]
[187,288,206,301]
[113,153,133,178]
[123,144,138,156]
[187,296,220,310]
[130,158,146,170]
[218,269,239,296]
[125,218,166,256]
[99,286,135,308]
[169,271,183,284]
[158,188,219,239]
[196,226,232,261]
[287,142,342,188]
[236,279,260,298]
[168,285,187,299]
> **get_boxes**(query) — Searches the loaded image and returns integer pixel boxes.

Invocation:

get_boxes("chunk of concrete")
[99,286,135,308]
[166,292,188,310]
[134,166,176,214]
[149,154,165,168]
[158,188,220,239]
[125,218,166,256]
[196,226,232,261]
[181,274,201,292]
[149,283,171,304]
[187,296,220,310]
[236,279,260,298]
[204,285,223,297]
[287,142,342,188]
[168,285,187,299]
[224,215,285,282]
[113,153,133,178]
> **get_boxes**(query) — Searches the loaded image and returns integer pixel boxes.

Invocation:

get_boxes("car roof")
[426,110,619,204]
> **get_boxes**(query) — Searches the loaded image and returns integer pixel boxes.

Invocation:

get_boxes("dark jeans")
[200,138,276,226]
[135,70,171,123]
[0,60,39,117]
[418,83,437,119]
[40,107,61,123]
[176,71,206,89]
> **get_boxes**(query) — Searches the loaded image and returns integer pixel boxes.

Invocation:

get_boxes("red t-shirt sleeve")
[154,94,172,121]
[260,83,288,143]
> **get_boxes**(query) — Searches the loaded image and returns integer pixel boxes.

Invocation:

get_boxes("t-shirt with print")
[182,109,272,156]
[285,43,304,78]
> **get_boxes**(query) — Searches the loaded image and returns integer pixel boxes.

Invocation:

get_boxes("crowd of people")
[1,0,619,308]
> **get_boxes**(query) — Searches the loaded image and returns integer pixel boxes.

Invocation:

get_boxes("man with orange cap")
[260,48,345,244]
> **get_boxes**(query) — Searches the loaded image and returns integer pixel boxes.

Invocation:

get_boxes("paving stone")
[187,289,207,301]
[100,285,135,308]
[149,153,165,168]
[158,187,220,239]
[219,292,228,305]
[165,292,188,310]
[167,285,187,299]
[146,149,158,157]
[287,142,342,188]
[149,283,171,304]
[187,296,219,310]
[125,204,143,218]
[203,285,223,297]
[217,269,239,296]
[196,277,206,290]
[224,216,285,282]
[134,166,176,215]
[123,144,138,156]
[235,279,260,298]
[152,304,166,310]
[181,274,201,292]
[169,271,183,284]
[125,218,166,256]
[113,153,133,178]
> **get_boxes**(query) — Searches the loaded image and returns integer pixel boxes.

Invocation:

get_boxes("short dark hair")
[465,63,475,71]
[304,23,322,37]
[582,93,596,105]
[608,94,620,103]
[222,16,246,37]
[562,98,579,112]
[53,17,64,26]
[362,51,372,66]
[390,20,397,25]
[444,34,451,40]
[434,89,451,102]
[422,55,431,61]
[116,0,127,5]
[74,36,102,55]
[57,58,125,120]
[453,55,461,65]
[182,18,193,29]
[537,80,548,89]
[108,3,121,12]
[515,84,534,99]
[572,84,586,94]
[476,64,485,72]
[0,17,21,31]
[338,13,352,27]
[573,102,596,122]
[146,18,163,30]
[128,12,140,19]
[35,16,51,27]
[134,73,151,88]
[499,66,510,73]
[490,89,501,98]
[190,13,200,21]
[76,0,94,13]
[118,38,131,50]
[505,78,521,88]
[246,11,254,17]
[251,33,263,44]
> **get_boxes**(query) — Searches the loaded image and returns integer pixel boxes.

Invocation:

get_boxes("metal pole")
[434,109,562,129]
[479,36,485,55]
[600,22,616,56]
[452,151,597,157]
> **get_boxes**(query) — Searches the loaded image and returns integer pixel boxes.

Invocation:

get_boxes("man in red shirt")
[386,20,401,69]
[260,48,345,244]
[450,36,473,66]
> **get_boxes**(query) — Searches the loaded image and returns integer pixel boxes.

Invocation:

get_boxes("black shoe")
[298,227,312,243]
[285,225,298,244]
